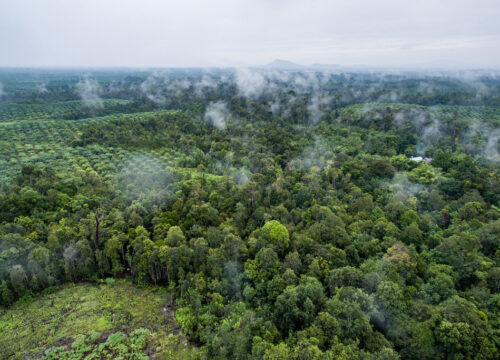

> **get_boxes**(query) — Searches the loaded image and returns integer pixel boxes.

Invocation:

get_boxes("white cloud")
[204,101,229,129]
[76,76,102,107]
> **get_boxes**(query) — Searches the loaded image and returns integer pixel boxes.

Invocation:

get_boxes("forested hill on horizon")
[0,68,500,359]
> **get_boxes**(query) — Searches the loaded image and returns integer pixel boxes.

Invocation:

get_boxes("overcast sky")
[1,0,499,69]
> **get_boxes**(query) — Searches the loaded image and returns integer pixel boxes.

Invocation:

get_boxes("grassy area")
[0,279,199,359]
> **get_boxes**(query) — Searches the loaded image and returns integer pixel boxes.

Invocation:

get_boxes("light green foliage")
[41,329,149,360]
[176,306,198,338]
[408,162,436,184]
[261,220,290,250]
[166,226,186,247]
[264,342,291,360]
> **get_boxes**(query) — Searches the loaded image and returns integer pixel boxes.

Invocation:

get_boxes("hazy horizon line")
[1,63,499,72]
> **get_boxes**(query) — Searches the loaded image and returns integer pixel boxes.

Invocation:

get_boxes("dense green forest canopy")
[0,68,500,359]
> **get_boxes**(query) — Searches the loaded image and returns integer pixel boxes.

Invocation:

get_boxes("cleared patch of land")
[0,279,198,359]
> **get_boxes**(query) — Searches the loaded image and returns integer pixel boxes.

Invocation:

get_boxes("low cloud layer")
[76,76,102,108]
[204,101,229,129]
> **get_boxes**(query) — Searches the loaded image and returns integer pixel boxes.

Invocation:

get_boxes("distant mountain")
[264,59,304,70]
